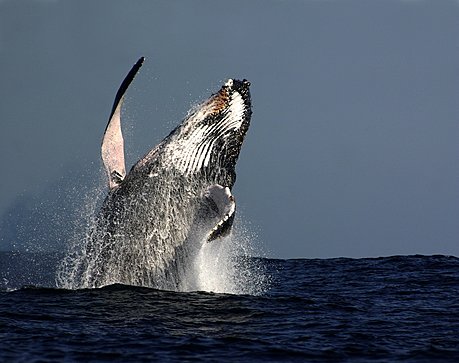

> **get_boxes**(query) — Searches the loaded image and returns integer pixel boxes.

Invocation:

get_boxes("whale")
[70,57,252,289]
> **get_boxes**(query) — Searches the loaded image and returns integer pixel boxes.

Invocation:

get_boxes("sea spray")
[56,174,106,290]
[57,175,269,295]
[180,220,270,295]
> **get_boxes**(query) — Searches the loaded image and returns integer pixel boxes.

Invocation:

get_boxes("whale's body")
[71,58,252,289]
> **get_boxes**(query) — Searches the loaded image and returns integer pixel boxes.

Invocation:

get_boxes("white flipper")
[101,57,144,189]
[203,184,236,242]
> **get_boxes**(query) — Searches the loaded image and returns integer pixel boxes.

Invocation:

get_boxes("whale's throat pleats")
[164,83,248,175]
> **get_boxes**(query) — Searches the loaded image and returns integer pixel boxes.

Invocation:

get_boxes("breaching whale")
[74,57,252,289]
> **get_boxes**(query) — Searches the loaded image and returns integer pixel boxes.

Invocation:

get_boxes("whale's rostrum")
[67,58,252,289]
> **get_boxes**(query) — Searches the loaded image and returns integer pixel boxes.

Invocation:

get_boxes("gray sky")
[0,0,458,258]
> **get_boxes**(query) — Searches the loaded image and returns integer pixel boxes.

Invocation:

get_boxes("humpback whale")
[71,57,252,289]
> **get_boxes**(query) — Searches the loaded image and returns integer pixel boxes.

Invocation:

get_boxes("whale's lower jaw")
[133,78,251,179]
[169,82,251,176]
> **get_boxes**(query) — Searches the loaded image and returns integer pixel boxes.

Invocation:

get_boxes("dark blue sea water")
[1,253,459,362]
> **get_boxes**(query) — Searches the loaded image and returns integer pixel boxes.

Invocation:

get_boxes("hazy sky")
[0,0,458,258]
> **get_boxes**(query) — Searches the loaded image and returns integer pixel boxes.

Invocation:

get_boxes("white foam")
[58,180,270,295]
[179,221,270,295]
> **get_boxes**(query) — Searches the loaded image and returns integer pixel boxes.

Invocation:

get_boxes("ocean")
[1,252,459,362]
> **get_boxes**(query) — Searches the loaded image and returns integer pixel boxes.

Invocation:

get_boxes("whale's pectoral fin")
[202,184,236,242]
[101,57,145,189]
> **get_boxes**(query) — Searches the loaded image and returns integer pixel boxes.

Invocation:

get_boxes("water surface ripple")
[1,254,459,362]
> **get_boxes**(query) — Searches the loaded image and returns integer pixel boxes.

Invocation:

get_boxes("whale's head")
[163,79,252,184]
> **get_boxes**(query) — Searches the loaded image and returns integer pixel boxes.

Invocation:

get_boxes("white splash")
[56,174,106,289]
[57,176,270,295]
[179,221,270,295]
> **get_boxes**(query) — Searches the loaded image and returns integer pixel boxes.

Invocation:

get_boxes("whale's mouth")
[166,79,252,178]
